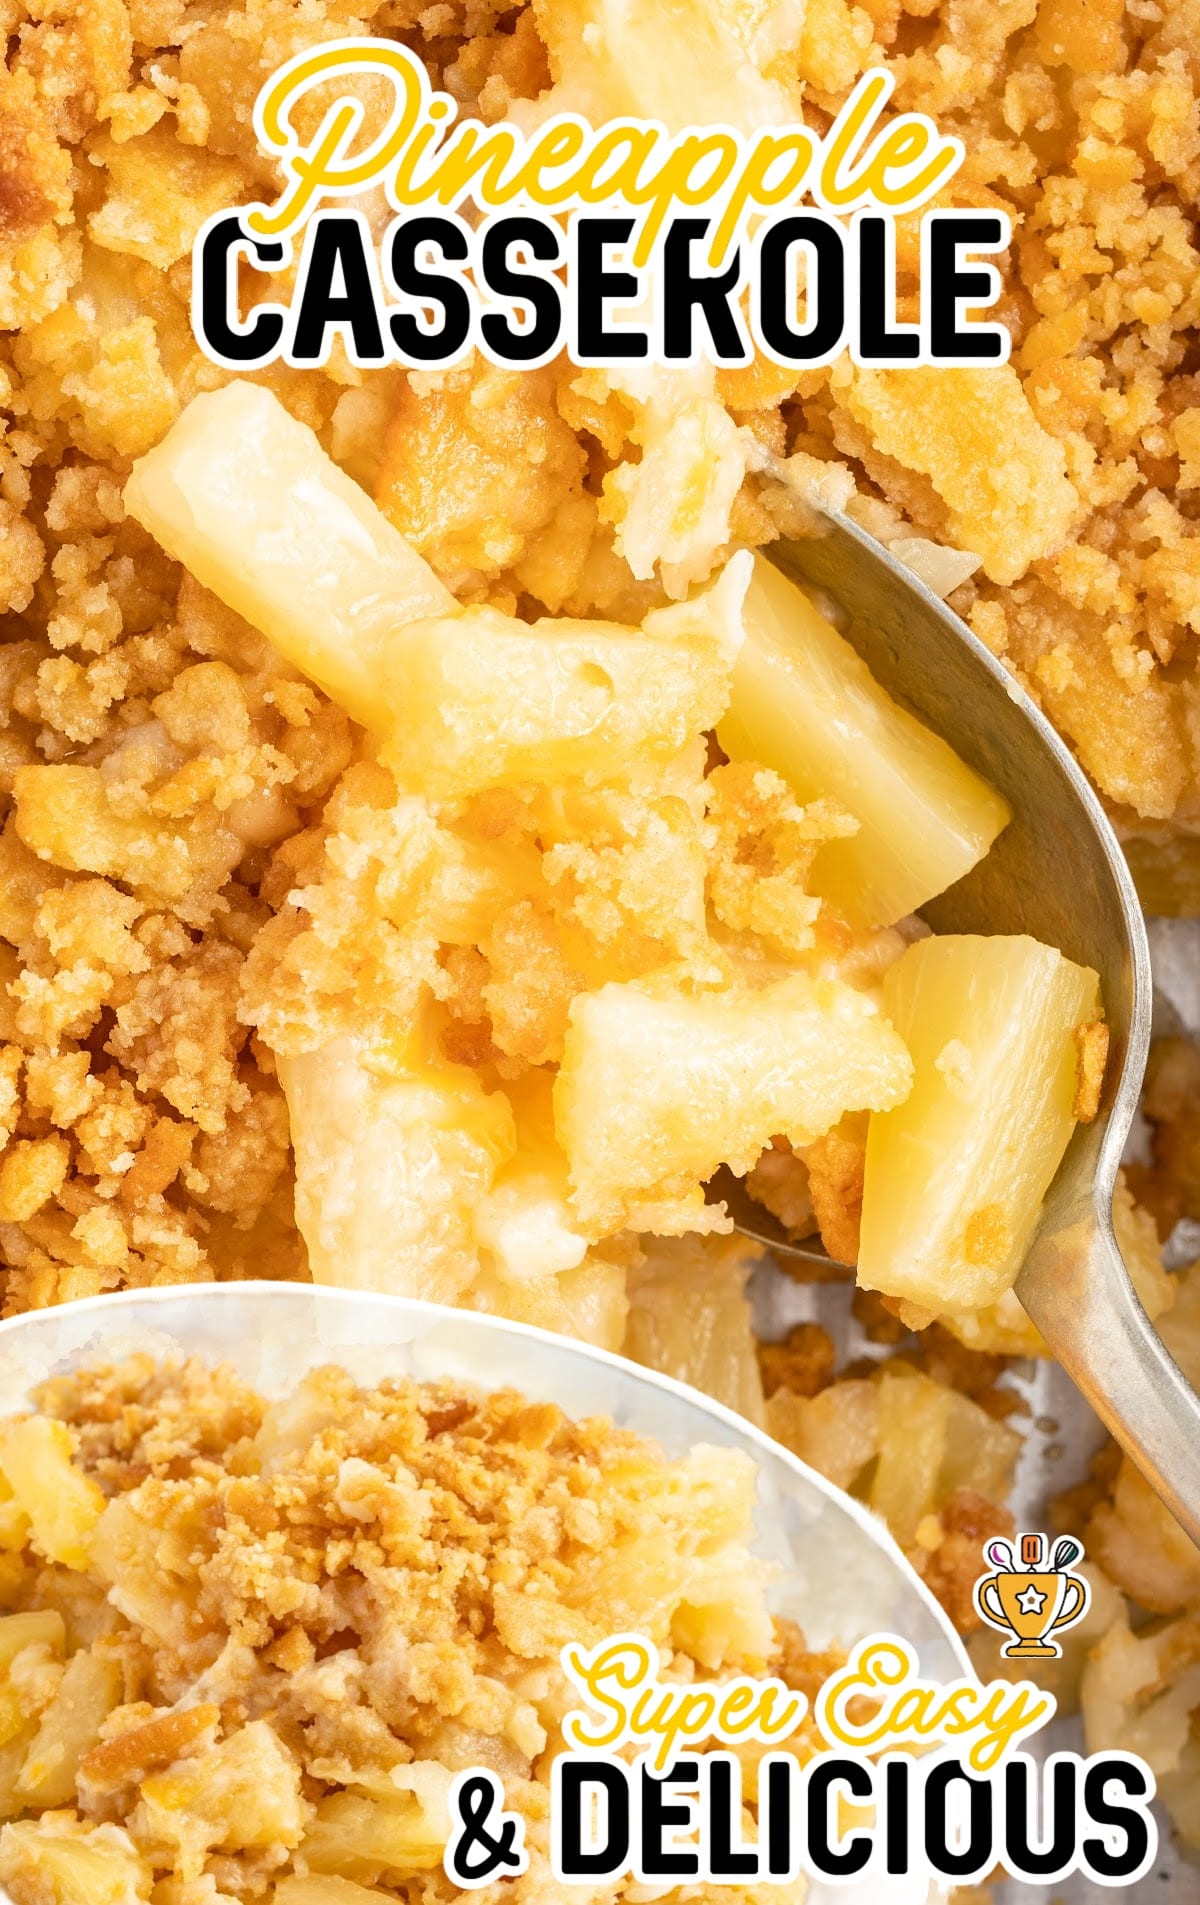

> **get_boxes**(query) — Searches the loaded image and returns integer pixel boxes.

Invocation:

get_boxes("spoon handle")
[1018,1213,1200,1546]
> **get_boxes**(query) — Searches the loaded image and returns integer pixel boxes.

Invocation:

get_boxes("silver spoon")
[713,508,1200,1543]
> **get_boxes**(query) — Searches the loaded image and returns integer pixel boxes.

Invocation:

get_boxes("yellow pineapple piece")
[868,1368,1020,1546]
[624,1234,766,1427]
[138,1719,307,1871]
[858,933,1101,1313]
[669,1551,776,1670]
[0,1419,105,1571]
[555,974,913,1233]
[299,1791,444,1879]
[0,1475,30,1555]
[17,1647,123,1808]
[379,556,746,798]
[123,383,455,731]
[717,557,1010,929]
[0,1729,35,1819]
[868,1368,952,1546]
[472,1069,588,1282]
[467,1251,629,1351]
[0,1613,66,1753]
[940,1388,1022,1502]
[283,1035,611,1326]
[0,1687,27,1756]
[564,1444,771,1664]
[89,1497,201,1651]
[766,1379,880,1494]
[0,1819,152,1903]
[0,1614,65,1674]
[279,1032,515,1304]
[533,0,801,137]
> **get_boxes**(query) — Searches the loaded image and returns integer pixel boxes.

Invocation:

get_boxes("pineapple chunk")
[17,1647,122,1808]
[0,1819,151,1903]
[299,1791,444,1879]
[0,1475,30,1554]
[467,1252,629,1351]
[563,1444,771,1664]
[283,1039,612,1319]
[534,0,800,133]
[0,1612,66,1674]
[940,1387,1022,1502]
[0,1613,66,1753]
[669,1553,776,1671]
[717,556,1010,929]
[867,1367,1019,1547]
[766,1379,880,1494]
[123,383,455,730]
[472,1070,588,1282]
[0,1729,35,1819]
[379,556,746,798]
[89,1497,201,1651]
[858,933,1101,1313]
[941,1288,1046,1357]
[555,974,913,1233]
[0,1419,105,1570]
[624,1234,766,1427]
[138,1719,307,1870]
[279,1033,515,1303]
[868,1367,953,1546]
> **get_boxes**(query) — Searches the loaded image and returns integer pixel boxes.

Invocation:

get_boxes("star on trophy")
[973,1533,1090,1660]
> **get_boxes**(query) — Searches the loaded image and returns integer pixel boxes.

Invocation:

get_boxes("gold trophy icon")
[973,1534,1090,1660]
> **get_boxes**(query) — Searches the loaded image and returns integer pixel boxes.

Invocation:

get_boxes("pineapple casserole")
[113,377,1101,1348]
[0,0,1192,1327]
[2,0,1200,1866]
[0,1351,821,1904]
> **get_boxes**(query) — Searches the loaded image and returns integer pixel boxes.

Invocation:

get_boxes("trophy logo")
[973,1533,1090,1660]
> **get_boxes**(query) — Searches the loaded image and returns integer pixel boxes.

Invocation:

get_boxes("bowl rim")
[0,1278,972,1679]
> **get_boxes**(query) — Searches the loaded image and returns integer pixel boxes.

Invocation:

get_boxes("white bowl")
[0,1282,969,1905]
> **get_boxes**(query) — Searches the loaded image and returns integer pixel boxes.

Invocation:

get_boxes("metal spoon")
[714,508,1200,1543]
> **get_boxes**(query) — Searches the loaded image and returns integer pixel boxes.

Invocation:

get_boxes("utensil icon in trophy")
[973,1533,1090,1660]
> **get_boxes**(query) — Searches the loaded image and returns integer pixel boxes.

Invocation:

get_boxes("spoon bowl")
[726,509,1200,1543]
